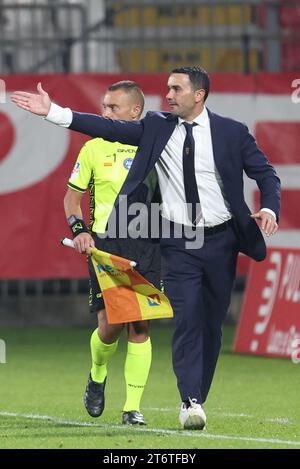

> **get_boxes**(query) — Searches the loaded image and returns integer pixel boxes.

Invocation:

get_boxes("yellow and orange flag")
[90,247,173,324]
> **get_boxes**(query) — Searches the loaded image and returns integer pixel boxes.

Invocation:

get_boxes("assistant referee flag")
[90,247,173,324]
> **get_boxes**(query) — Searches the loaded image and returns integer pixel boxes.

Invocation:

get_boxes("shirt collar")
[178,106,209,128]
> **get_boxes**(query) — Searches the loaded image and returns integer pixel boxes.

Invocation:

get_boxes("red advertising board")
[1,73,300,278]
[234,247,300,359]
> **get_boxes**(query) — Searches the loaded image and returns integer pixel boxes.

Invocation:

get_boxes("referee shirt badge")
[123,158,133,170]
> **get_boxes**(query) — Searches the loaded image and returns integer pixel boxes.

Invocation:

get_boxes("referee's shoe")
[84,373,106,417]
[122,411,146,425]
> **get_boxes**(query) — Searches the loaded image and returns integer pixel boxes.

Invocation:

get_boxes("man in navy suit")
[12,67,280,430]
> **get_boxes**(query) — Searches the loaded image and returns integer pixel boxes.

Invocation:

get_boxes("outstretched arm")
[11,82,143,145]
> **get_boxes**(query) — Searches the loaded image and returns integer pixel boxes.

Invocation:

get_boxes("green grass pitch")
[0,324,299,449]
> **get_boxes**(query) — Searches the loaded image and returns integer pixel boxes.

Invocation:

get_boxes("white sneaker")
[179,398,206,430]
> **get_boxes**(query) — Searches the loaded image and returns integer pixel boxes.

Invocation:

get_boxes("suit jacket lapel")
[150,115,177,166]
[117,114,177,200]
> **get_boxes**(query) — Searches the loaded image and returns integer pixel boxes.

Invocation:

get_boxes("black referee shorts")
[88,234,161,313]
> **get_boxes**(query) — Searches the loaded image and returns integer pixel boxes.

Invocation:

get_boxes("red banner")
[1,73,300,278]
[234,247,300,359]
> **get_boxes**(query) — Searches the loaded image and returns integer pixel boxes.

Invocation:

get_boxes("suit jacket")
[70,109,281,262]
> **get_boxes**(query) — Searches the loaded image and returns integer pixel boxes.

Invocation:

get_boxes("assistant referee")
[64,81,160,426]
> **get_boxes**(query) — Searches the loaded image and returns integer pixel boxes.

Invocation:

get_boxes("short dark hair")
[108,80,145,113]
[171,66,210,101]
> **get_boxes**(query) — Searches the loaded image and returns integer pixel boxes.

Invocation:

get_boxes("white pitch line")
[147,408,293,425]
[1,411,300,447]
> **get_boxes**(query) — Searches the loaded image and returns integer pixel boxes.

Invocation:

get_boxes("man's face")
[166,73,204,120]
[102,89,139,121]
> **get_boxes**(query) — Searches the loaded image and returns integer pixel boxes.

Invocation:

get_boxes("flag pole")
[60,237,137,267]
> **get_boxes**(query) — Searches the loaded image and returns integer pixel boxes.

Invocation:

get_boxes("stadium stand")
[0,0,299,73]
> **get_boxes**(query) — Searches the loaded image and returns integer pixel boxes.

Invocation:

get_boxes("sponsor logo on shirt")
[124,158,133,170]
[117,148,136,153]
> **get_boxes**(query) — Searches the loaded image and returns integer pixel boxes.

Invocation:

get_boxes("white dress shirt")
[156,107,232,227]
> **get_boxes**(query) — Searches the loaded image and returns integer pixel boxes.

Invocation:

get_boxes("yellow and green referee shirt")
[68,138,137,234]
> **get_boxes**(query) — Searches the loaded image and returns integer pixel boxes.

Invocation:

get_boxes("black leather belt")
[203,218,233,236]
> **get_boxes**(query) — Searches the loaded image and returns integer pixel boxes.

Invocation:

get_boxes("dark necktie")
[182,122,201,226]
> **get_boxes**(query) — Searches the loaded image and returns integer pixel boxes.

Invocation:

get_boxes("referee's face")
[102,89,141,121]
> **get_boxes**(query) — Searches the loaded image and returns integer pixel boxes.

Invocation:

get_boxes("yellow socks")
[123,338,152,412]
[90,330,152,412]
[90,328,118,383]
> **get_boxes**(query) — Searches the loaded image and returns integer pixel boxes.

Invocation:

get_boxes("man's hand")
[11,82,51,116]
[251,210,278,237]
[73,233,95,255]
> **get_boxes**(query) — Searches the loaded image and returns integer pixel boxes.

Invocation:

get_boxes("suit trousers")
[160,222,239,404]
